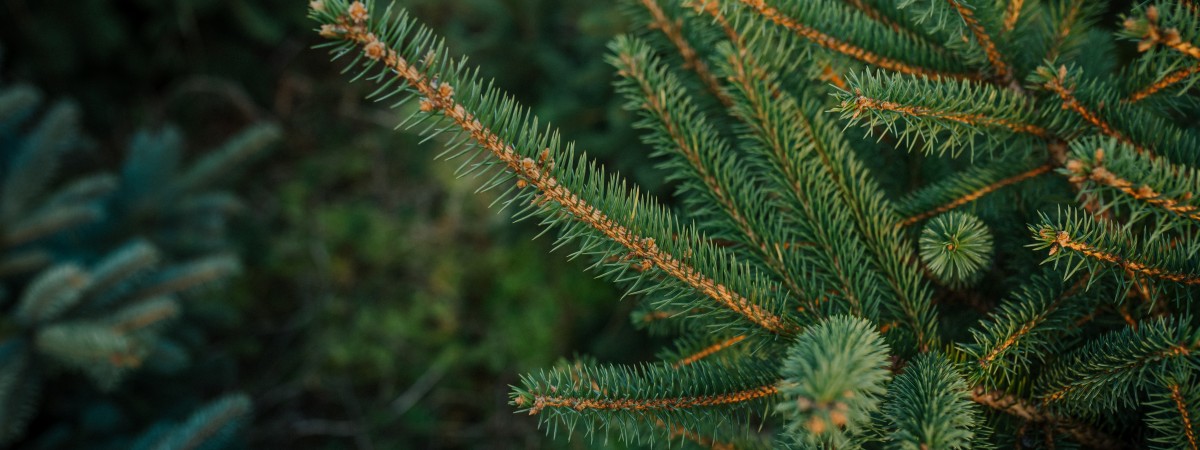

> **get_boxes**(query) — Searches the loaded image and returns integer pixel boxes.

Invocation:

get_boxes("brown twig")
[738,0,975,80]
[897,165,1053,228]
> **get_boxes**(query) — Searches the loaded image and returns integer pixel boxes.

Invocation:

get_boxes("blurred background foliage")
[1,0,663,448]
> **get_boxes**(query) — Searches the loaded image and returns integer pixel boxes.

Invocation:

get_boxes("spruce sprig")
[1145,363,1200,450]
[776,316,890,449]
[1065,136,1200,227]
[833,70,1052,157]
[1037,317,1200,418]
[1031,207,1200,294]
[919,212,993,287]
[1120,3,1200,104]
[311,0,801,337]
[883,352,987,450]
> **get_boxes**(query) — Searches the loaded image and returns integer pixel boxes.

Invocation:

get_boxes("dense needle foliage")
[313,0,1200,448]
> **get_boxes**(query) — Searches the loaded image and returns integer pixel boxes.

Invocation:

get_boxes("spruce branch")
[1034,64,1200,166]
[656,328,771,448]
[610,36,811,305]
[776,316,890,449]
[125,255,241,303]
[82,240,160,303]
[631,0,732,106]
[1032,208,1200,287]
[836,0,956,55]
[845,89,1049,137]
[843,0,910,36]
[15,265,90,326]
[970,387,1123,450]
[41,173,118,211]
[313,0,800,335]
[1126,5,1200,60]
[1168,383,1199,450]
[1,101,81,223]
[1121,4,1200,102]
[835,70,1052,157]
[1127,63,1200,103]
[134,393,251,450]
[944,0,1013,81]
[1042,0,1098,64]
[1036,317,1199,418]
[1038,65,1143,152]
[3,204,102,248]
[960,268,1097,389]
[672,334,747,368]
[1147,365,1200,450]
[1001,0,1024,33]
[883,352,986,450]
[896,162,1052,228]
[1064,138,1200,227]
[683,0,741,45]
[720,30,939,349]
[528,383,777,414]
[107,297,180,334]
[716,38,887,322]
[512,360,780,444]
[34,322,146,389]
[734,0,974,80]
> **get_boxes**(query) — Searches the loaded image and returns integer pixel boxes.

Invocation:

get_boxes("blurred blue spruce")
[0,80,275,447]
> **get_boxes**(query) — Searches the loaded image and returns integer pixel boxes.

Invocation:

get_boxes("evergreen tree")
[313,0,1200,448]
[0,79,271,448]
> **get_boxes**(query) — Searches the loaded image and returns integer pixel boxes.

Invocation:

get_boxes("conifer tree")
[0,80,270,447]
[313,0,1200,448]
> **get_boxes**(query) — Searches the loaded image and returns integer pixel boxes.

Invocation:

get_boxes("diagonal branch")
[673,335,747,367]
[844,0,908,34]
[898,165,1052,227]
[1041,229,1200,285]
[946,0,1012,80]
[318,2,797,335]
[1130,7,1200,60]
[1042,69,1149,155]
[636,0,733,106]
[1066,156,1200,224]
[615,47,811,302]
[976,275,1087,370]
[849,94,1051,137]
[1125,7,1200,101]
[972,387,1123,450]
[1170,383,1200,450]
[738,0,975,80]
[1128,63,1200,103]
[1045,0,1086,62]
[1002,0,1025,32]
